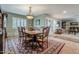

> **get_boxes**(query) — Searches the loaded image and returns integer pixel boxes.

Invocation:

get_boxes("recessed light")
[63,10,67,14]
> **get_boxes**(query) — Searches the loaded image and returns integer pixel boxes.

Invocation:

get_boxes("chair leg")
[47,40,48,48]
[36,42,39,53]
[42,41,44,51]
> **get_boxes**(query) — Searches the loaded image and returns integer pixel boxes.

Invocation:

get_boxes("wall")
[6,13,47,37]
[34,15,59,34]
[34,15,60,33]
[6,12,26,37]
[34,15,46,28]
[6,12,56,37]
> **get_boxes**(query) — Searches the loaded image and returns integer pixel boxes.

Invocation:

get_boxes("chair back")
[37,27,50,51]
[18,27,22,37]
[43,27,50,37]
[21,27,25,36]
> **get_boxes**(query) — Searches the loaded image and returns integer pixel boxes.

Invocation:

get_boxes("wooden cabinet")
[62,21,79,35]
[68,22,79,34]
[62,21,66,29]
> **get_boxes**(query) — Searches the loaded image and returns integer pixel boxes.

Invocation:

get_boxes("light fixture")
[26,6,34,20]
[63,10,67,14]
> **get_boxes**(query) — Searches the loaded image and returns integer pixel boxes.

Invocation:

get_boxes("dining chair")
[37,27,50,51]
[17,27,23,51]
[21,27,34,52]
[18,27,25,44]
[18,27,22,42]
[21,27,26,36]
[17,27,30,53]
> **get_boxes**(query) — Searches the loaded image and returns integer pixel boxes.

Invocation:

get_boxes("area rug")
[4,37,65,54]
[41,41,65,54]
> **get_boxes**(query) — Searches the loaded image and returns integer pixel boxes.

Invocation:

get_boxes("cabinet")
[62,21,66,29]
[62,21,79,34]
[68,22,79,34]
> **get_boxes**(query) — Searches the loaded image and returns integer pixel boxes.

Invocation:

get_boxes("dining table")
[25,30,42,35]
[24,29,43,49]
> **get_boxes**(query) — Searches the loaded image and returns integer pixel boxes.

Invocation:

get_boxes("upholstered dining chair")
[18,27,30,52]
[18,27,22,41]
[21,27,34,50]
[17,27,25,48]
[37,27,50,51]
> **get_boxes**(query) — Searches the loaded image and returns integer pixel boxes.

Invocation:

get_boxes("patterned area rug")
[4,37,65,54]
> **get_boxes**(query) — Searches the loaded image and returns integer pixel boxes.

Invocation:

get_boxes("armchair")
[37,27,50,51]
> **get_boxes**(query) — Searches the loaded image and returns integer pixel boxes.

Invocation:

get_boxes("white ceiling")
[1,4,79,19]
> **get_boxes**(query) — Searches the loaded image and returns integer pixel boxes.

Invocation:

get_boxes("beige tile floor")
[49,33,79,54]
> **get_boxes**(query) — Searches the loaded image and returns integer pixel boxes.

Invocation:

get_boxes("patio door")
[45,18,53,33]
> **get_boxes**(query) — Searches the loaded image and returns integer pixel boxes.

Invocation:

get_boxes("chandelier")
[26,6,34,20]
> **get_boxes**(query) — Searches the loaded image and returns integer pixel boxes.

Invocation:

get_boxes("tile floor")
[49,33,79,54]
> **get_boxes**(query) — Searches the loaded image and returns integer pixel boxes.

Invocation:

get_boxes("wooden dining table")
[24,29,43,49]
[25,30,42,35]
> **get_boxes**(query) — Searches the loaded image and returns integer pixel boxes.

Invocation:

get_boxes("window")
[4,15,7,27]
[12,17,27,29]
[35,19,40,25]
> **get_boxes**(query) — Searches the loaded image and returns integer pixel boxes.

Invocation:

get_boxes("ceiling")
[1,4,79,20]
